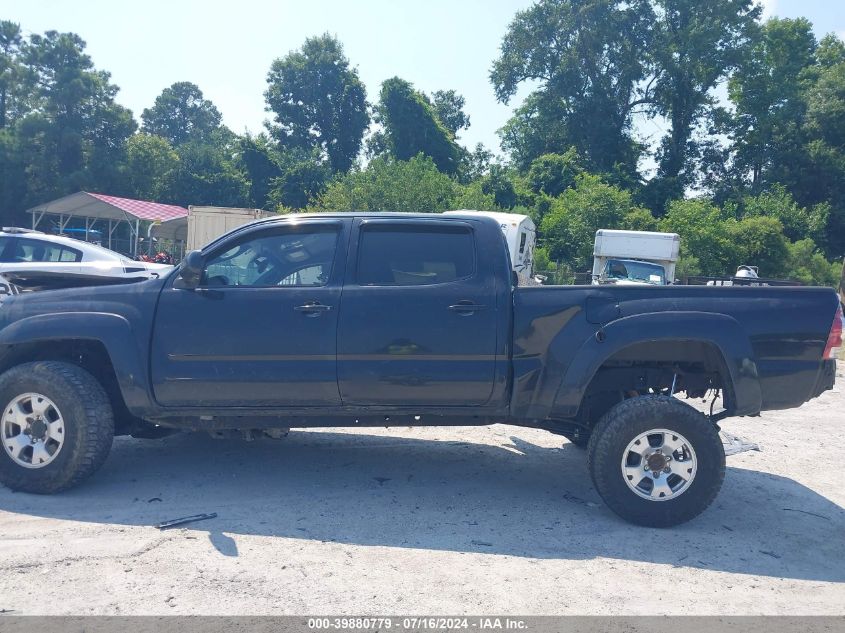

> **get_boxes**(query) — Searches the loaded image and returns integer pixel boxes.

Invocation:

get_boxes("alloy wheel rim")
[620,428,697,501]
[2,393,65,469]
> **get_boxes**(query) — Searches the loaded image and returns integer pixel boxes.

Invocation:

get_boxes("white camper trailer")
[187,206,275,252]
[444,210,536,283]
[591,229,680,285]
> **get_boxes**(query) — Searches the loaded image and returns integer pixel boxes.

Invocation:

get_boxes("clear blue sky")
[3,0,844,157]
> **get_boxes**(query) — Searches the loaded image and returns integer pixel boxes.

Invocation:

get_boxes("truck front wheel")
[0,361,114,493]
[587,395,725,527]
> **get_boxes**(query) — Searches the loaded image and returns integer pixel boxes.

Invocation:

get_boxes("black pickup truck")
[0,213,841,526]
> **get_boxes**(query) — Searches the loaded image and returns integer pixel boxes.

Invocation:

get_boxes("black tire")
[587,395,725,527]
[0,361,114,493]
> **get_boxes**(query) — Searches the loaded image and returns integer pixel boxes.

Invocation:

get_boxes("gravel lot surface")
[0,368,843,615]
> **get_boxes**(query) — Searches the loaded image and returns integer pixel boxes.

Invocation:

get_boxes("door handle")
[193,287,224,299]
[448,302,487,315]
[294,302,332,316]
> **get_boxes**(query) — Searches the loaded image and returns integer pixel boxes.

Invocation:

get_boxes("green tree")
[314,154,458,213]
[727,215,790,277]
[805,58,845,150]
[526,149,583,198]
[237,134,283,209]
[372,77,460,174]
[814,33,845,68]
[785,239,841,286]
[491,0,654,176]
[168,131,249,207]
[741,185,827,244]
[622,208,660,231]
[480,164,522,210]
[644,0,760,209]
[727,18,817,192]
[786,37,845,258]
[540,174,648,269]
[268,152,330,210]
[265,34,369,173]
[431,89,470,137]
[661,198,737,276]
[453,180,497,210]
[17,30,136,204]
[141,82,222,146]
[125,133,179,201]
[86,101,137,195]
[0,21,27,129]
[534,246,553,273]
[458,142,493,183]
[497,93,572,172]
[0,128,27,222]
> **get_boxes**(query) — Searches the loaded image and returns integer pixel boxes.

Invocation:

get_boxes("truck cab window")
[202,227,339,287]
[356,225,475,286]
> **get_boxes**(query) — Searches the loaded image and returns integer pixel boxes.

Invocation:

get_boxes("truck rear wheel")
[0,361,114,493]
[587,395,725,527]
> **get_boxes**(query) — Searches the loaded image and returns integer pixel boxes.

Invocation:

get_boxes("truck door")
[150,219,348,407]
[337,219,499,406]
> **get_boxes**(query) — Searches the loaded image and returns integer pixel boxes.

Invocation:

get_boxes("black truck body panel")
[0,213,838,431]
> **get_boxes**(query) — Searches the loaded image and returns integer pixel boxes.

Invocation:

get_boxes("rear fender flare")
[551,311,762,418]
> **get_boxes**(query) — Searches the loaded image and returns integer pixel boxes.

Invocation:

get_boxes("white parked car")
[0,228,171,293]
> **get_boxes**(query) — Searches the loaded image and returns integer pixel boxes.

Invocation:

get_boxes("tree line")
[0,0,843,285]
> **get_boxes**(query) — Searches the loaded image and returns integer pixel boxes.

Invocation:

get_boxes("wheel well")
[0,339,136,434]
[576,340,733,430]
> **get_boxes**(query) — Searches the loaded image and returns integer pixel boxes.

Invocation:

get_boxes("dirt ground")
[0,369,843,616]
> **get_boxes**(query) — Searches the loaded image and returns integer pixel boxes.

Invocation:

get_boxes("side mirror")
[174,250,203,289]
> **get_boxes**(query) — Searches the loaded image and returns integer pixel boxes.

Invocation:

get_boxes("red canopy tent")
[27,191,188,256]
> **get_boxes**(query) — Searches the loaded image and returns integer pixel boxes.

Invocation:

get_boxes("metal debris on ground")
[721,431,760,456]
[155,512,218,530]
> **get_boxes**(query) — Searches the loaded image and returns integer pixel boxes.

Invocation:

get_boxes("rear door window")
[356,224,475,286]
[13,238,82,263]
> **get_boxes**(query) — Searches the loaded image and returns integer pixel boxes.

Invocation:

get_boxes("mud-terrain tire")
[0,361,114,493]
[587,395,725,527]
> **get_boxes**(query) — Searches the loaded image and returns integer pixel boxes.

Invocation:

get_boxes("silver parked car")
[0,228,171,292]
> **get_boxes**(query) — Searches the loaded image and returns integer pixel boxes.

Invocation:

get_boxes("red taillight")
[824,304,844,360]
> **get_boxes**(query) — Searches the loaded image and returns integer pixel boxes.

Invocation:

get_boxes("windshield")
[604,259,666,285]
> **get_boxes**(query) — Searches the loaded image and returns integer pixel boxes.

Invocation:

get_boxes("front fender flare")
[0,312,150,411]
[552,311,762,418]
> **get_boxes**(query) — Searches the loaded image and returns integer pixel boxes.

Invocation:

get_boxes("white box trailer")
[444,210,536,283]
[187,206,275,251]
[592,229,680,285]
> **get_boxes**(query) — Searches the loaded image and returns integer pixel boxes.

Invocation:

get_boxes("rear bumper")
[757,359,836,411]
[810,359,836,400]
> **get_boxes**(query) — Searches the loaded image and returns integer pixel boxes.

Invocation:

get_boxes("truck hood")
[0,276,166,330]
